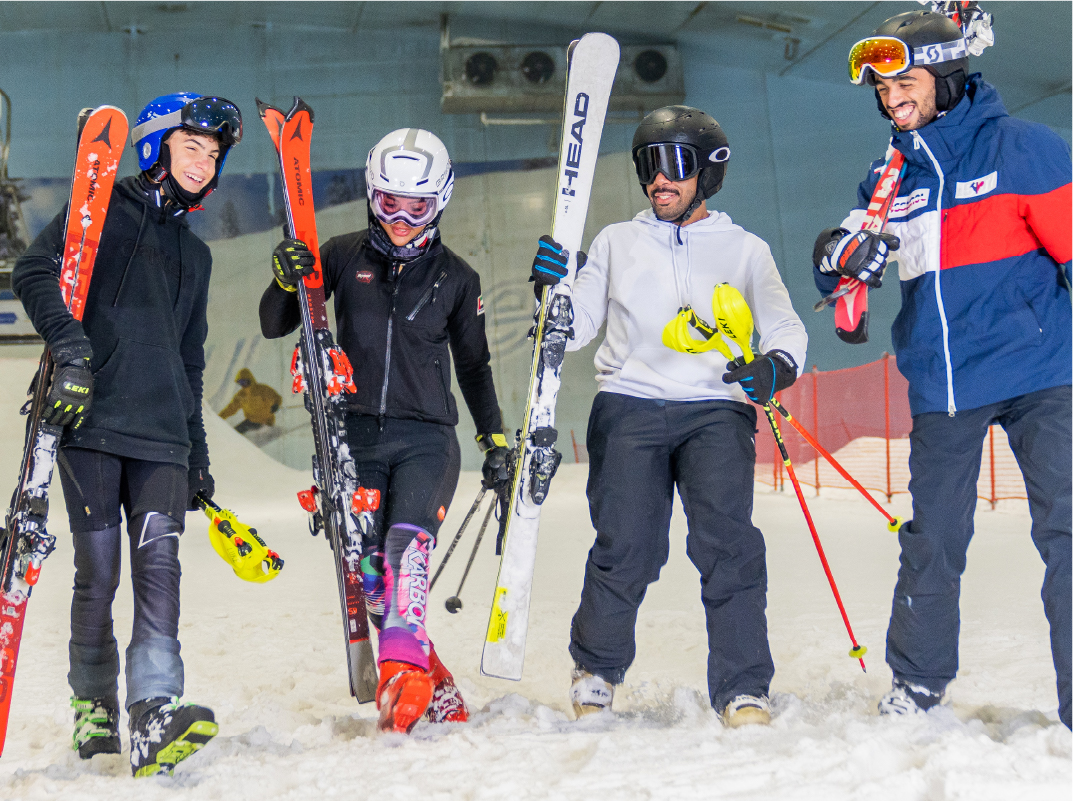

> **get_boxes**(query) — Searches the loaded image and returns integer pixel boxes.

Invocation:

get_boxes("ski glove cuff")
[817,229,899,289]
[272,238,317,292]
[188,467,215,511]
[722,350,798,405]
[50,336,93,367]
[46,360,93,428]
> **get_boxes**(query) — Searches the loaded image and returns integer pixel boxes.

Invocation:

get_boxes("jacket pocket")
[434,358,451,415]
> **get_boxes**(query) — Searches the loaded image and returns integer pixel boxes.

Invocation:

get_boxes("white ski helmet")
[365,128,454,227]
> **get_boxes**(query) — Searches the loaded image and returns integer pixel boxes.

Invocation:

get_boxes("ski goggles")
[131,96,243,147]
[633,142,730,186]
[848,36,969,85]
[371,189,438,227]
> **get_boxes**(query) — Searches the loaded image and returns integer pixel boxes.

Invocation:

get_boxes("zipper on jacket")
[406,269,448,322]
[911,131,957,417]
[434,358,450,414]
[378,263,402,429]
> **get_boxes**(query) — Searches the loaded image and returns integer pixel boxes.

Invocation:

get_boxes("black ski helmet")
[868,11,969,117]
[631,106,730,216]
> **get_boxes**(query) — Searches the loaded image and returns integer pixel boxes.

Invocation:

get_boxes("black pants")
[569,392,774,712]
[888,385,1071,728]
[57,448,188,708]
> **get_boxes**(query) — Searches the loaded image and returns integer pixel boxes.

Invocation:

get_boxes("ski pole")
[444,491,498,613]
[429,485,487,592]
[713,283,867,671]
[768,400,903,532]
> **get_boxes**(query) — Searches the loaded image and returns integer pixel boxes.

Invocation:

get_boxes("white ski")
[481,32,620,680]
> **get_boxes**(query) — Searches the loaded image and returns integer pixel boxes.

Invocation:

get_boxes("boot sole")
[133,720,219,777]
[76,734,122,759]
[572,702,610,718]
[723,707,771,728]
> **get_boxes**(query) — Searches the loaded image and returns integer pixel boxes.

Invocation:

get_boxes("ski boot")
[721,694,772,728]
[128,696,218,777]
[878,680,945,716]
[71,696,121,759]
[569,668,614,718]
[377,660,434,734]
[425,645,468,723]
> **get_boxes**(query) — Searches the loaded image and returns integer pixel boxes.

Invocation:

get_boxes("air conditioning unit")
[441,43,684,115]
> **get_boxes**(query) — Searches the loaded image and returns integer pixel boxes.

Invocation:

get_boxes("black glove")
[188,467,215,511]
[814,228,899,290]
[477,432,511,491]
[530,235,586,299]
[722,350,798,405]
[46,358,93,428]
[272,238,316,292]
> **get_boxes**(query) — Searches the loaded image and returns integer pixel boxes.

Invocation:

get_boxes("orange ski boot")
[425,644,469,723]
[377,660,434,734]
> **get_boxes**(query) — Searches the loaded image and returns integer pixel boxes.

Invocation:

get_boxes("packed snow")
[0,356,1067,800]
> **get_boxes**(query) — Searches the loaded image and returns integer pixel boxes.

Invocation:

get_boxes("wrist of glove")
[530,235,586,299]
[188,467,215,511]
[814,228,899,289]
[477,432,511,490]
[272,238,317,292]
[46,358,93,428]
[722,350,798,405]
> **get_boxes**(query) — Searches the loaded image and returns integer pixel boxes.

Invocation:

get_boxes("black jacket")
[259,230,502,435]
[13,177,211,468]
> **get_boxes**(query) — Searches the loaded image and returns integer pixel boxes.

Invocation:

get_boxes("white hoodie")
[568,208,807,403]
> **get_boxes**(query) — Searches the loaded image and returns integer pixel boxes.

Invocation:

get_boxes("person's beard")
[649,184,697,222]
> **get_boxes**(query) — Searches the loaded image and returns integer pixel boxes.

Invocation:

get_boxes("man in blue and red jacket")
[813,10,1071,728]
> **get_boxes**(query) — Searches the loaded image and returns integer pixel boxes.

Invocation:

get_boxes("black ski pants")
[887,385,1071,728]
[57,447,188,709]
[569,392,774,712]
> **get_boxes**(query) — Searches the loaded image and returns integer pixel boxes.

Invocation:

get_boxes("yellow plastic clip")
[198,497,284,583]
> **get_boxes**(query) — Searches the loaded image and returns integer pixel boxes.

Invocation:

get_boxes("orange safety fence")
[755,353,1028,506]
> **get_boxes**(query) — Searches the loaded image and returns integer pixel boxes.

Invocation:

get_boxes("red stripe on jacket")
[941,183,1072,270]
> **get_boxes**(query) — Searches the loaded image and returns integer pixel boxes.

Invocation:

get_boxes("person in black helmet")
[13,93,242,775]
[532,105,807,727]
[813,8,1071,728]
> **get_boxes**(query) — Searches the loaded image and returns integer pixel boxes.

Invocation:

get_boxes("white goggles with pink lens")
[371,190,438,227]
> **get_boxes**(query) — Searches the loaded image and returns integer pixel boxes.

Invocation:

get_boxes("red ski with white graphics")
[0,105,127,755]
[258,97,378,703]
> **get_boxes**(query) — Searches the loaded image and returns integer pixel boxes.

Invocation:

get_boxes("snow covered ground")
[0,355,1068,800]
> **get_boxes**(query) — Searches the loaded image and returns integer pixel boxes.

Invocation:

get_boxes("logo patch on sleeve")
[955,171,998,199]
[477,295,485,315]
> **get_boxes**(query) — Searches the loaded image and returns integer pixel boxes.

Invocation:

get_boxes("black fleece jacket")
[13,177,211,469]
[259,230,502,435]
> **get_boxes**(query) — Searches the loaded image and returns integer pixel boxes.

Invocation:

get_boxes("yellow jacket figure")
[220,369,282,433]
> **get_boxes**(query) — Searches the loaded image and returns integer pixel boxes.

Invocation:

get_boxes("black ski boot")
[71,696,121,759]
[128,696,218,777]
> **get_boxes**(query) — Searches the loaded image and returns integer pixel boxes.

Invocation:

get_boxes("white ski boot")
[721,694,772,728]
[878,680,945,716]
[569,668,614,718]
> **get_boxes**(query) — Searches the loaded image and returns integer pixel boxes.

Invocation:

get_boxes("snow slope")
[0,356,1067,800]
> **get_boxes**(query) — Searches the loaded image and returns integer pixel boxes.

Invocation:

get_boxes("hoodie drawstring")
[113,203,148,307]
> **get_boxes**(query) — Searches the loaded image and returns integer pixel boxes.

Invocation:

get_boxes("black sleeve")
[11,205,92,359]
[447,266,503,436]
[183,248,211,471]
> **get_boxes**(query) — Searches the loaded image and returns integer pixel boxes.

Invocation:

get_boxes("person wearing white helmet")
[259,128,507,734]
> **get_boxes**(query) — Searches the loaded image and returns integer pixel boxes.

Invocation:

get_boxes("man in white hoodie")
[532,106,807,727]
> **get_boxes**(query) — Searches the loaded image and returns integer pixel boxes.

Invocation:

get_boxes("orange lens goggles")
[848,37,911,85]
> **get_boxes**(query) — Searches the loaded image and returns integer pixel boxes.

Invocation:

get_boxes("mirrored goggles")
[131,96,243,147]
[848,36,969,85]
[371,189,438,227]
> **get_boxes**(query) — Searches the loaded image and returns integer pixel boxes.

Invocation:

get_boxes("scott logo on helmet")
[562,93,589,198]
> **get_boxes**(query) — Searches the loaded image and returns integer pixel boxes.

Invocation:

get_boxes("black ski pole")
[429,485,487,592]
[444,490,499,613]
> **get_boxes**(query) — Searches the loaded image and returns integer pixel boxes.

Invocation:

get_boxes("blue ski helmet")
[131,93,243,182]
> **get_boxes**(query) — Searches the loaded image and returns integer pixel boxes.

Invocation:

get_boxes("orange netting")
[755,353,1028,505]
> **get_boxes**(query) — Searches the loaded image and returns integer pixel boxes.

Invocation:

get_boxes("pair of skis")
[0,106,127,754]
[258,98,378,703]
[480,33,620,681]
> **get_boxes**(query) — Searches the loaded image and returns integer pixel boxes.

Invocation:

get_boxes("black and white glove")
[722,350,798,405]
[477,432,511,491]
[272,238,316,292]
[813,228,899,290]
[188,467,215,511]
[530,235,586,298]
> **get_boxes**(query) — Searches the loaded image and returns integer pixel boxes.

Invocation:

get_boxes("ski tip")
[255,98,284,118]
[836,312,869,345]
[287,97,314,123]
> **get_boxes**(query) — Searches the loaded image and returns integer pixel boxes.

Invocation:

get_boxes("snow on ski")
[257,97,379,703]
[481,32,620,681]
[0,105,127,755]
